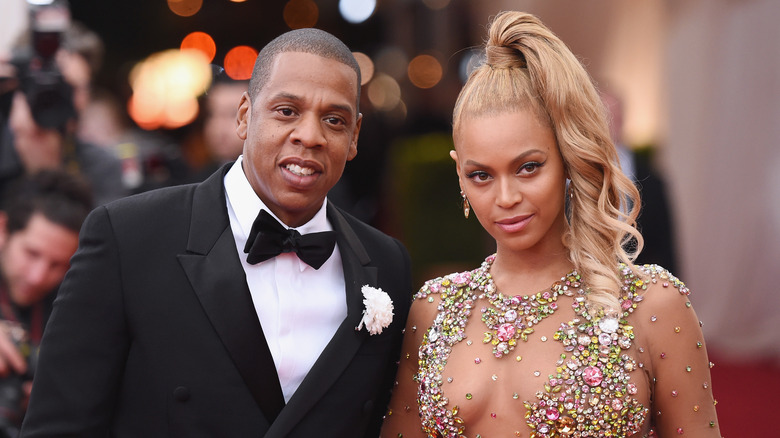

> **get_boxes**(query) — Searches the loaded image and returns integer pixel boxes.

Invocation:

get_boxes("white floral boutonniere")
[356,285,394,335]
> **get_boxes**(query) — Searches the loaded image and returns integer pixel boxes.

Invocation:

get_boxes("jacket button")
[363,400,374,414]
[173,386,191,402]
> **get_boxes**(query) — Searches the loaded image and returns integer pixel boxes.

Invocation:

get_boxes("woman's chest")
[420,300,652,437]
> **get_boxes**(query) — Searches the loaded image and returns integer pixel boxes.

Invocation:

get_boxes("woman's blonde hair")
[453,11,643,311]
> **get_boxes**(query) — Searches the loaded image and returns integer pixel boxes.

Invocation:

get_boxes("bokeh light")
[339,0,376,24]
[180,31,216,63]
[375,47,408,81]
[167,0,203,17]
[367,73,401,111]
[224,45,258,80]
[408,54,443,89]
[352,52,374,86]
[128,49,212,129]
[283,0,319,29]
[459,48,485,83]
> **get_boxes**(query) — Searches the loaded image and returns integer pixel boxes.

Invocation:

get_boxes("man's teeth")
[286,164,315,176]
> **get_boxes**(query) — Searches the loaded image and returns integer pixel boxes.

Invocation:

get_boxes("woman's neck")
[490,243,573,296]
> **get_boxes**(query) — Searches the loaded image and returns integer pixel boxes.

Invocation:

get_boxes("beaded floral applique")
[413,256,689,438]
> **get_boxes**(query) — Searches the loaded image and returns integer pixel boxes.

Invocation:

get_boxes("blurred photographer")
[0,0,126,207]
[0,169,92,436]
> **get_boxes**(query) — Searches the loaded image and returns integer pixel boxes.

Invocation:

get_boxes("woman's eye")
[519,161,543,175]
[467,171,490,182]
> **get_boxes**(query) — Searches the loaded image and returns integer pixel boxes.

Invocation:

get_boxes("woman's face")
[452,110,567,256]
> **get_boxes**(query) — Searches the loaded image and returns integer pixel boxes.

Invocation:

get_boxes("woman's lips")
[495,214,533,233]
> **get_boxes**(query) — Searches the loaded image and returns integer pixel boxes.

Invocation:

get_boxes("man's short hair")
[2,170,94,234]
[247,28,361,113]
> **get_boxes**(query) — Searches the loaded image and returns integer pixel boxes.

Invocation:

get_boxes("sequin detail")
[413,256,691,438]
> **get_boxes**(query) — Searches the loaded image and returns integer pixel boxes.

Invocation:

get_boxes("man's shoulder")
[330,204,400,245]
[106,183,199,210]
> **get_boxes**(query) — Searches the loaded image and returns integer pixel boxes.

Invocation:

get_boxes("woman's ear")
[450,149,463,190]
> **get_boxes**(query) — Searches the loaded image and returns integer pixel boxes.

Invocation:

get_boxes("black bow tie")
[244,210,337,269]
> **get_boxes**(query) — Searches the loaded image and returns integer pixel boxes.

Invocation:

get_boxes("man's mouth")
[285,163,315,176]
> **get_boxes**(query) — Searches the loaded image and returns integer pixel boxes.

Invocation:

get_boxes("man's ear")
[347,113,362,161]
[0,212,8,250]
[236,92,251,140]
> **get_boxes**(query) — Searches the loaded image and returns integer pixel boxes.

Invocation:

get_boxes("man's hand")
[0,321,28,377]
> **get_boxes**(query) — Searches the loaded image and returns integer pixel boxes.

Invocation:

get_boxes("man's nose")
[25,260,51,287]
[291,114,326,148]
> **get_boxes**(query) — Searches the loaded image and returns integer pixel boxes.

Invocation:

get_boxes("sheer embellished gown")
[381,254,721,438]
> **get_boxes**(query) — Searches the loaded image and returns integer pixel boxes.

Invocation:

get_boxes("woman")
[380,11,720,438]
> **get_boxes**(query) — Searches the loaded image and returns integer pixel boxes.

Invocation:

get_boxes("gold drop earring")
[461,190,470,219]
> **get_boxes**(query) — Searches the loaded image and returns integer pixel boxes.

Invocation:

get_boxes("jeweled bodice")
[409,255,705,438]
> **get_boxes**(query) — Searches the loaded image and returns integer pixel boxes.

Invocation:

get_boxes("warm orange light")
[367,73,401,111]
[127,49,212,130]
[283,0,319,29]
[408,54,443,89]
[224,45,258,80]
[352,52,374,86]
[168,0,203,17]
[127,94,162,130]
[162,97,199,129]
[181,31,216,63]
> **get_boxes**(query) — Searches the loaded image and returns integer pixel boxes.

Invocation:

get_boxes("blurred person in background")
[0,7,126,206]
[199,76,248,172]
[601,88,678,273]
[381,11,720,437]
[0,170,92,437]
[187,75,249,182]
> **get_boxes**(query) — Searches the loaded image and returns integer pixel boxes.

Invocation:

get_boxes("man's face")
[237,51,361,227]
[0,213,79,308]
[204,82,246,162]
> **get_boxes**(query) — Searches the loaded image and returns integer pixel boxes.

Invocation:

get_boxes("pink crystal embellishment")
[496,323,516,342]
[582,366,604,386]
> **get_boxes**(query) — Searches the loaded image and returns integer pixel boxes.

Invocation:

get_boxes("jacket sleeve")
[21,206,130,437]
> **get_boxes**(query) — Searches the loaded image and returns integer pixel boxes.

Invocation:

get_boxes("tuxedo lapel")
[176,166,285,424]
[266,203,377,437]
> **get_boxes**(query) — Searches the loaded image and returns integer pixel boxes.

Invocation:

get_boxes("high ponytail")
[453,11,643,312]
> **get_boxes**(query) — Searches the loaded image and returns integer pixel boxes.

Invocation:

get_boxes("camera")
[9,0,76,132]
[0,321,38,438]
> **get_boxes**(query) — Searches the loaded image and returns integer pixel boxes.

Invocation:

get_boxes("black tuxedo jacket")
[21,165,413,437]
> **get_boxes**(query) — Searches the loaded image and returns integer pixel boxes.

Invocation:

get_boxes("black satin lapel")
[267,205,377,437]
[179,171,285,423]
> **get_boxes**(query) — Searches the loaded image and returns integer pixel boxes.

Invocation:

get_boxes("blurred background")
[1,0,778,435]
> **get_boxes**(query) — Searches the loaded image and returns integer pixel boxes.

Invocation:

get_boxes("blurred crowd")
[0,11,254,434]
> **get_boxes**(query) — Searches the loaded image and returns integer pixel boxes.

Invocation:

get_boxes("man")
[0,20,126,207]
[0,170,92,434]
[21,28,412,437]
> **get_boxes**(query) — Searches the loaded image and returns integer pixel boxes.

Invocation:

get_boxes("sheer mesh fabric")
[381,258,720,438]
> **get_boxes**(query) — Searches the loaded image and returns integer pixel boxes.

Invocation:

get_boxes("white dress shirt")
[224,156,347,402]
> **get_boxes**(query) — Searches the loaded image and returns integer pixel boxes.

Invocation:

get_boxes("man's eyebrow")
[269,92,355,117]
